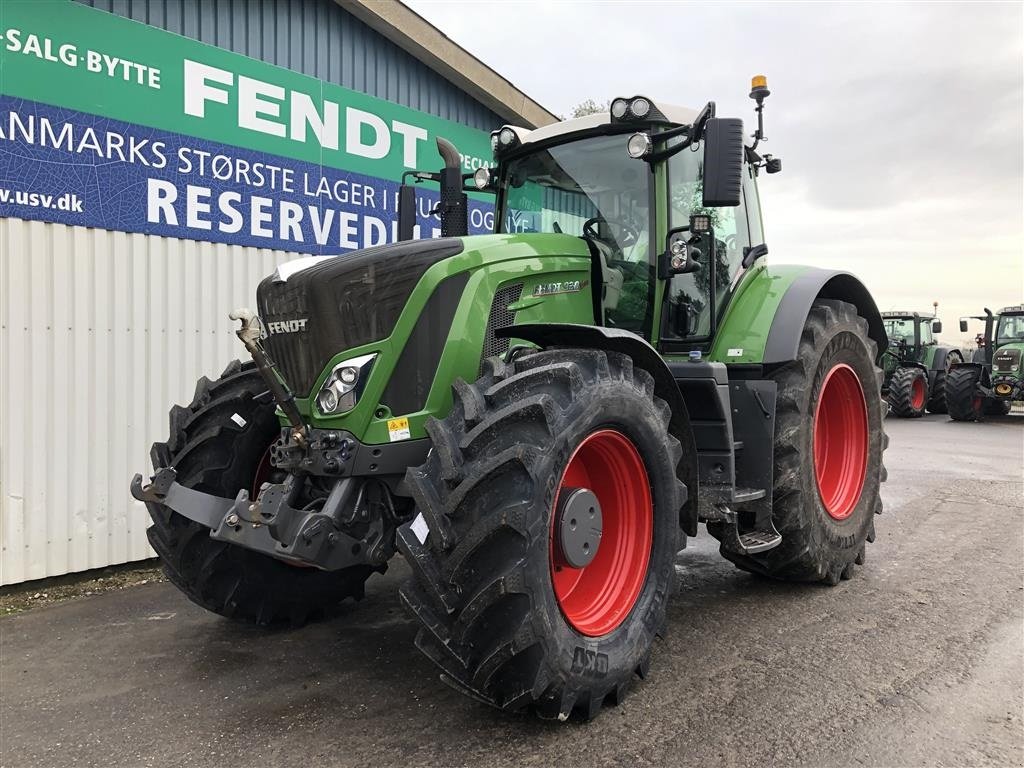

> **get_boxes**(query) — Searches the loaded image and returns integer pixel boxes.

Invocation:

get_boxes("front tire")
[926,351,962,414]
[397,349,687,720]
[716,299,885,585]
[946,366,983,422]
[146,360,376,625]
[888,366,928,418]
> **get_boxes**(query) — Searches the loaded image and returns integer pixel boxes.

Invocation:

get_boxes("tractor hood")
[257,238,465,396]
[257,233,590,398]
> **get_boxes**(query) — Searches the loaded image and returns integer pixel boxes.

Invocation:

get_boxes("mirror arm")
[741,243,768,269]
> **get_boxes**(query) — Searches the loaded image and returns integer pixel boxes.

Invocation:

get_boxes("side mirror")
[397,184,417,241]
[701,117,744,207]
[932,320,943,334]
[959,319,968,333]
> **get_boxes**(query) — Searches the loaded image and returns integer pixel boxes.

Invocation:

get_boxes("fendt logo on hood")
[264,318,309,335]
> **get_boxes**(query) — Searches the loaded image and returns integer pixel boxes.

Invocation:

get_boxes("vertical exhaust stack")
[397,137,469,241]
[435,138,468,237]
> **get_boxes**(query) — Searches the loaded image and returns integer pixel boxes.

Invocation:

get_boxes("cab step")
[716,518,783,556]
[737,529,782,554]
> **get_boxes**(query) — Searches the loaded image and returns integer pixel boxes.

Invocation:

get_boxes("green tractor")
[132,78,888,720]
[880,310,962,417]
[946,306,1024,420]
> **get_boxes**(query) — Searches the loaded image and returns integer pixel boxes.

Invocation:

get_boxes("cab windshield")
[996,314,1024,344]
[497,133,652,333]
[883,317,933,344]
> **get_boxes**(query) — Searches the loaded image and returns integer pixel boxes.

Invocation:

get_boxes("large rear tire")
[397,349,687,720]
[946,366,983,422]
[888,366,928,418]
[717,299,885,585]
[146,360,375,625]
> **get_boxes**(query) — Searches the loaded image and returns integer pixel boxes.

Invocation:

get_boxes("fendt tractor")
[946,306,1024,420]
[880,308,961,417]
[132,78,888,721]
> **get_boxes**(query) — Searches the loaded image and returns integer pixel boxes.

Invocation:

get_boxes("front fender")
[710,265,887,365]
[498,323,700,535]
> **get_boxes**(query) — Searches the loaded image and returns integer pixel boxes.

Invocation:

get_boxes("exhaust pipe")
[397,137,468,241]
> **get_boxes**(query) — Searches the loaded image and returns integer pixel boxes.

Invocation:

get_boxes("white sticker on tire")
[230,413,247,428]
[410,513,429,545]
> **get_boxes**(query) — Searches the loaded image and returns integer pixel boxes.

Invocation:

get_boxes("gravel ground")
[1,413,1021,768]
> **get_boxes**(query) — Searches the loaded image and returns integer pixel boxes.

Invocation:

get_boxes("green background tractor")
[132,79,888,721]
[946,306,1024,420]
[880,311,962,417]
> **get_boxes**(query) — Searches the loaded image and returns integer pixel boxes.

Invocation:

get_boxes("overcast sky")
[408,0,1023,347]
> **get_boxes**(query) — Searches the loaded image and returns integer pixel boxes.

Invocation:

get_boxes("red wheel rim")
[813,364,869,521]
[251,444,276,499]
[550,430,652,637]
[911,376,926,410]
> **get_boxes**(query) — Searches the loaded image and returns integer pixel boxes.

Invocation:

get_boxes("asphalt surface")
[2,414,1022,768]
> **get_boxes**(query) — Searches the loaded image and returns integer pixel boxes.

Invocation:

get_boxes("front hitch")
[131,468,391,570]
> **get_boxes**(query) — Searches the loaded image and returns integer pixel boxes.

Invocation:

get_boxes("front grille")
[256,238,464,396]
[993,348,1021,373]
[480,283,523,372]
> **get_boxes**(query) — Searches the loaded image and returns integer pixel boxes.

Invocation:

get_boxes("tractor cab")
[479,93,775,353]
[881,312,942,359]
[398,81,782,358]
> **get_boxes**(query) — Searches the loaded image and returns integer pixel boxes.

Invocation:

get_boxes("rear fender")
[763,271,887,364]
[497,323,700,535]
[930,346,959,371]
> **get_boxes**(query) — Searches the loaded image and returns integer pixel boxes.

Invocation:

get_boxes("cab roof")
[999,304,1024,315]
[501,100,699,151]
[881,311,936,320]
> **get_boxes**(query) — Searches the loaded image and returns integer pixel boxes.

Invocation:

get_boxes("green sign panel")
[0,1,498,252]
[0,0,493,177]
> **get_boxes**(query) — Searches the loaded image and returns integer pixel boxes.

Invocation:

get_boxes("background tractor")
[880,309,961,417]
[132,78,888,721]
[946,306,1024,420]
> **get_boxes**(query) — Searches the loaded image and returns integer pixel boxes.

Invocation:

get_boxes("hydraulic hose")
[229,308,308,445]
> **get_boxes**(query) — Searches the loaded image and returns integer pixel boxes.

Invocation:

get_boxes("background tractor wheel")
[945,366,983,422]
[985,399,1012,416]
[145,360,376,625]
[714,299,885,585]
[888,366,928,418]
[926,351,962,414]
[397,349,687,721]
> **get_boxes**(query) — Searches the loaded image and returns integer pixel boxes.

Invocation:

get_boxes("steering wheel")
[583,216,639,249]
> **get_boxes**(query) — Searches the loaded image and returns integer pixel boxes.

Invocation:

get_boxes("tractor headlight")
[630,97,651,117]
[315,353,377,416]
[627,132,653,159]
[473,167,492,190]
[610,98,629,119]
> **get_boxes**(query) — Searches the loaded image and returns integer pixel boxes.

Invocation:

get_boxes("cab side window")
[743,164,764,246]
[662,152,752,340]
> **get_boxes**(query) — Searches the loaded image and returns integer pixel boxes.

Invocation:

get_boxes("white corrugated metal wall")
[0,217,295,584]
